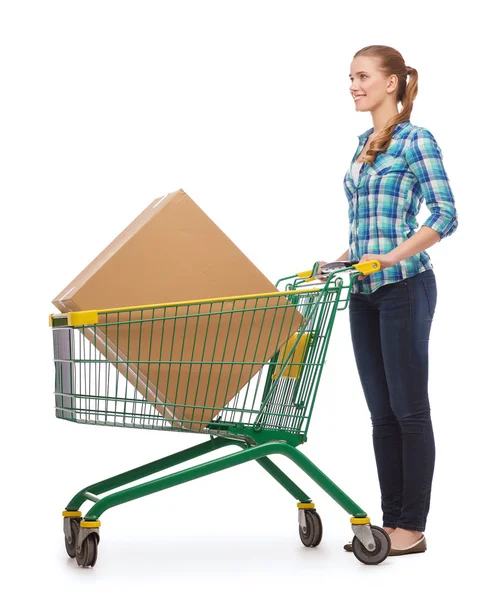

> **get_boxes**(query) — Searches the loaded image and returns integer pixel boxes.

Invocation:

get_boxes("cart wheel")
[76,533,99,568]
[64,518,81,559]
[299,509,323,547]
[352,526,390,565]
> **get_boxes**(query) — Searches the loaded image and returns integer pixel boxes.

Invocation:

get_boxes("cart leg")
[255,456,319,546]
[64,436,241,512]
[255,456,312,503]
[283,444,367,518]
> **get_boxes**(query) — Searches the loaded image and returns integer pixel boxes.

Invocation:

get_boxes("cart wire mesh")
[52,278,350,442]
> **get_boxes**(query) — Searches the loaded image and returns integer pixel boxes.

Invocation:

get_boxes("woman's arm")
[359,226,440,278]
[388,226,440,264]
[359,128,458,279]
[405,128,458,240]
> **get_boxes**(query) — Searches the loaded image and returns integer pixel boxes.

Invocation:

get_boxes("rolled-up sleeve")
[405,128,458,240]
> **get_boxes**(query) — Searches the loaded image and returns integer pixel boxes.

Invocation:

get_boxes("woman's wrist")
[386,250,400,266]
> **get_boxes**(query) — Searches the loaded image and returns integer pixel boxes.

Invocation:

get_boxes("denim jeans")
[349,269,437,532]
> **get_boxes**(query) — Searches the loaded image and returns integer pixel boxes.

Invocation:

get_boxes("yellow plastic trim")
[48,288,322,327]
[62,510,82,518]
[67,311,100,327]
[354,260,381,275]
[296,270,316,283]
[80,520,101,528]
[350,517,371,525]
[297,502,315,509]
[273,333,312,380]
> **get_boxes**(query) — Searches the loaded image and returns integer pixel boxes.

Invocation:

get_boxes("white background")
[1,0,500,597]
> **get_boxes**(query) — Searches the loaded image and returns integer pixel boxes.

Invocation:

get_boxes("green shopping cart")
[50,259,391,567]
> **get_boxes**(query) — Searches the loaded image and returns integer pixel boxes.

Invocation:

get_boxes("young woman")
[318,45,458,556]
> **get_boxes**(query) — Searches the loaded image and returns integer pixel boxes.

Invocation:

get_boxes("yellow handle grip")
[354,260,381,275]
[296,269,317,283]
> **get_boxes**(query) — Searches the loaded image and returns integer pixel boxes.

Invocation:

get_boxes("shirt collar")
[358,120,411,140]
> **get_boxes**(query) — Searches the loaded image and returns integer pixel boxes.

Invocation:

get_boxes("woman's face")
[349,56,395,112]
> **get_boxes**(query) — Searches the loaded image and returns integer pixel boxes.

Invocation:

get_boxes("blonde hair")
[354,45,418,166]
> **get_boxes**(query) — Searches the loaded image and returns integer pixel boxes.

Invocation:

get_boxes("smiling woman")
[316,44,458,557]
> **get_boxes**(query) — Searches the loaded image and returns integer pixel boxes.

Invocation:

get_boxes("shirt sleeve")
[405,128,458,241]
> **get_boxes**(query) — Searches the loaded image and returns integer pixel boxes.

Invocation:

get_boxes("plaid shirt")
[343,120,458,294]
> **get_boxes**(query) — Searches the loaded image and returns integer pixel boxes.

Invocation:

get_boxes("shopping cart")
[50,259,391,567]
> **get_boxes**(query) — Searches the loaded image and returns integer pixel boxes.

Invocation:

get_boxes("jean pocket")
[421,277,437,318]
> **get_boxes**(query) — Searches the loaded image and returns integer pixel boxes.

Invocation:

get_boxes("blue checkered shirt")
[343,120,458,294]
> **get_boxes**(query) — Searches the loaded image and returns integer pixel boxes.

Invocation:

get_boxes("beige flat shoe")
[389,535,427,556]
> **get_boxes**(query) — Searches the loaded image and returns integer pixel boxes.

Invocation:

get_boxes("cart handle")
[297,259,381,282]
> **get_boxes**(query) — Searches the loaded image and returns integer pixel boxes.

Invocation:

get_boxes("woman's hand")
[316,260,328,282]
[357,253,397,280]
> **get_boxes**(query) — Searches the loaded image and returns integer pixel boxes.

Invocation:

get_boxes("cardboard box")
[52,189,305,431]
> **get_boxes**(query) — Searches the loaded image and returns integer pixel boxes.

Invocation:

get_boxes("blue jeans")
[349,269,437,532]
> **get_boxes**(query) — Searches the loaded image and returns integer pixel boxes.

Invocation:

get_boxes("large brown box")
[52,189,304,431]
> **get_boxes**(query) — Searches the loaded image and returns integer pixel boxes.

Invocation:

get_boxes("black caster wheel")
[64,518,81,559]
[352,525,391,565]
[76,533,99,568]
[299,509,323,547]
